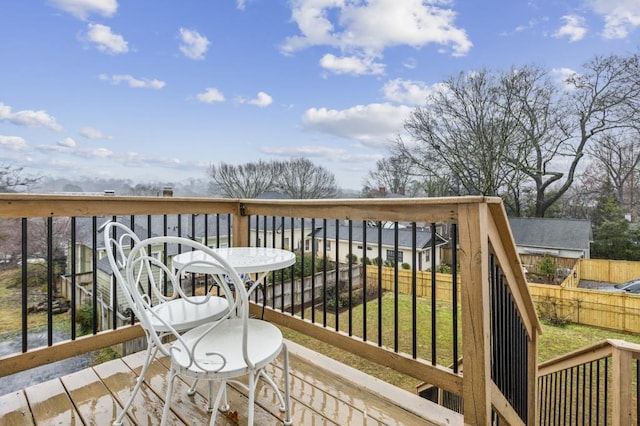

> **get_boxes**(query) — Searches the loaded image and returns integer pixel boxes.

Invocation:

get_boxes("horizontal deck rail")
[0,194,541,424]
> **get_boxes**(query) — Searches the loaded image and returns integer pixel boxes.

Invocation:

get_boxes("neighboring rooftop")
[508,217,592,252]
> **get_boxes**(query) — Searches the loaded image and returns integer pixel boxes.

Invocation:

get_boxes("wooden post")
[458,203,492,425]
[232,201,249,247]
[611,347,633,426]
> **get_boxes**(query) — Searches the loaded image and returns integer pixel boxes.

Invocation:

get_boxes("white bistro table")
[172,246,296,296]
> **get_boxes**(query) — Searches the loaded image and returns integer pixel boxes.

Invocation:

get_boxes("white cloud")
[49,0,117,20]
[587,0,640,39]
[58,137,77,148]
[382,79,444,105]
[196,87,225,103]
[402,57,417,69]
[179,28,210,60]
[236,91,274,107]
[319,54,385,76]
[99,74,166,89]
[80,127,109,139]
[301,103,412,148]
[553,15,587,42]
[85,147,112,158]
[0,102,63,131]
[236,0,246,10]
[260,145,382,163]
[281,0,472,68]
[85,23,129,54]
[0,135,28,151]
[551,67,579,89]
[249,92,273,107]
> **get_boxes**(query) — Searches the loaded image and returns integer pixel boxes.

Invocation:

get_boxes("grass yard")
[283,292,640,393]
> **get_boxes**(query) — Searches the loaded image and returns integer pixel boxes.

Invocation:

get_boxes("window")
[326,241,331,251]
[386,250,403,263]
[305,239,310,250]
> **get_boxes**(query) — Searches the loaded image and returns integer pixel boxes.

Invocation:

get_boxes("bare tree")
[522,54,640,217]
[124,183,163,196]
[276,158,338,198]
[0,164,40,193]
[209,161,280,198]
[363,155,417,196]
[586,131,640,210]
[398,52,640,217]
[500,65,572,217]
[399,69,522,197]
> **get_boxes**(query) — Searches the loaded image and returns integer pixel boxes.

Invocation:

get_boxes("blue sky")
[0,0,638,191]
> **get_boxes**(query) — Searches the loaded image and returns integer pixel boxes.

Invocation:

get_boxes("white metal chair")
[101,221,230,425]
[125,236,292,426]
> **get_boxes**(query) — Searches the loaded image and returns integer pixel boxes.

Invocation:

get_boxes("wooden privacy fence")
[529,284,640,333]
[366,268,460,302]
[565,258,640,288]
[369,268,640,333]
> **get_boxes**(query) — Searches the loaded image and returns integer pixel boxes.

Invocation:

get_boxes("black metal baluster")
[92,216,98,334]
[452,224,459,373]
[322,219,327,327]
[334,219,340,332]
[377,221,382,347]
[411,222,417,358]
[21,218,28,352]
[47,217,53,345]
[348,220,353,336]
[311,218,316,324]
[70,217,77,339]
[391,221,398,351]
[362,220,367,342]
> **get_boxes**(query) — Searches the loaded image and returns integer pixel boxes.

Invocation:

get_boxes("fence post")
[611,347,633,426]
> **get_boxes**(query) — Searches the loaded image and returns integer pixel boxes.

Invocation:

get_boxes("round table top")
[171,246,296,275]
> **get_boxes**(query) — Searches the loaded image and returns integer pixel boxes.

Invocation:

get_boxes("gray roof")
[508,217,592,251]
[312,223,446,249]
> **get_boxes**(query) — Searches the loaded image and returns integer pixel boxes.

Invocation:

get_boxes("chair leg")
[208,380,226,426]
[187,379,199,396]
[259,370,286,411]
[248,371,256,426]
[282,344,292,426]
[112,343,158,425]
[161,368,177,426]
[219,383,230,412]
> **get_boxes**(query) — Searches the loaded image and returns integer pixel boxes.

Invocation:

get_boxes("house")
[508,217,592,273]
[309,221,448,271]
[62,214,231,327]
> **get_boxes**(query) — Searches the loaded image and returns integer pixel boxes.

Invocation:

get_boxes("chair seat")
[151,296,229,332]
[171,318,283,379]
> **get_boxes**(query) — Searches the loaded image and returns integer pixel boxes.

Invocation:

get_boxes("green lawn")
[283,292,640,393]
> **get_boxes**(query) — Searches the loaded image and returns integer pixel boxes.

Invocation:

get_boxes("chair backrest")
[101,221,145,314]
[125,236,249,368]
[102,220,195,308]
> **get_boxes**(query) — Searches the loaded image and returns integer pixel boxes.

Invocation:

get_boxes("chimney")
[378,187,386,195]
[162,187,174,197]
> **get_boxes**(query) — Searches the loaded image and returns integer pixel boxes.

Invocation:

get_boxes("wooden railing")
[0,194,541,424]
[537,339,640,425]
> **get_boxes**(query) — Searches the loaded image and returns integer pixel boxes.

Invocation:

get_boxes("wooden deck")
[0,340,461,425]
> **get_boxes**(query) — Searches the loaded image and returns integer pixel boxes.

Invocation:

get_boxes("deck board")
[25,379,81,425]
[0,391,34,425]
[60,367,130,425]
[0,340,462,425]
